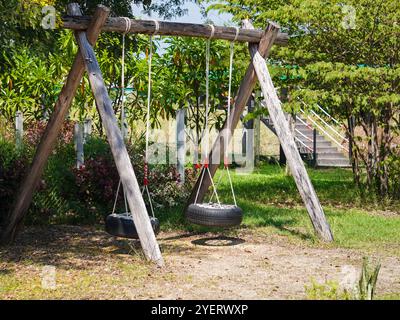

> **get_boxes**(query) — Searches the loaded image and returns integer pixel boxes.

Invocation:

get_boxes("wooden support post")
[247,21,334,242]
[69,3,163,266]
[74,122,84,168]
[176,108,186,184]
[15,111,23,149]
[185,22,279,208]
[1,5,110,244]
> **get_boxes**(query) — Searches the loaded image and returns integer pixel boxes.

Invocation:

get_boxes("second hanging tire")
[105,213,160,239]
[185,203,243,227]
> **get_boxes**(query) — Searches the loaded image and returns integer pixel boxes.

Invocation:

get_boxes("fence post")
[176,108,186,184]
[15,111,23,148]
[254,91,261,165]
[313,128,317,167]
[74,122,84,168]
[83,118,92,143]
[245,97,255,170]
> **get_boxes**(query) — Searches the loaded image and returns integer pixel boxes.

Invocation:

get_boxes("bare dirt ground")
[0,225,399,299]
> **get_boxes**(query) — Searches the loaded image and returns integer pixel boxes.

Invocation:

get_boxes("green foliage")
[305,256,381,300]
[0,47,61,122]
[357,257,381,300]
[155,36,247,144]
[305,279,352,300]
[207,0,400,199]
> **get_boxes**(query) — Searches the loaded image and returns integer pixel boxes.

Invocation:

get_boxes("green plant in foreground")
[306,256,381,300]
[305,278,352,300]
[356,257,381,300]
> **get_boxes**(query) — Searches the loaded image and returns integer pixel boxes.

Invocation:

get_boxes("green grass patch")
[158,163,400,253]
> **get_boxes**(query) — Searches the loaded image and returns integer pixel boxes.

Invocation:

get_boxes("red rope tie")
[195,163,202,169]
[224,156,229,168]
[204,157,209,168]
[143,162,149,186]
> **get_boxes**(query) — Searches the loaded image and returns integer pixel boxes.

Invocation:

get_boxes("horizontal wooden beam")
[62,16,289,45]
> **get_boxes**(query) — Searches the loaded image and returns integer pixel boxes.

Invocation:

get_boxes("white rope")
[142,32,157,218]
[115,18,132,216]
[208,24,215,39]
[207,167,221,207]
[120,17,131,139]
[194,27,213,204]
[194,167,206,204]
[204,38,211,160]
[151,19,160,35]
[145,36,154,163]
[233,26,240,41]
[209,166,237,206]
[226,166,237,206]
[225,28,237,158]
[112,180,122,215]
[112,179,128,214]
[142,185,155,218]
[223,27,239,207]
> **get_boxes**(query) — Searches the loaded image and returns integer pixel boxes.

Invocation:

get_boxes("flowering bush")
[24,120,74,147]
[0,125,197,227]
[0,139,30,227]
[72,137,197,220]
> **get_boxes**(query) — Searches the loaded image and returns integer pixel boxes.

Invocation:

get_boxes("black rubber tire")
[105,213,160,239]
[185,203,243,227]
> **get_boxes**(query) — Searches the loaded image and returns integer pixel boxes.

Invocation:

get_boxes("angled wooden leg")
[68,4,164,266]
[1,5,110,244]
[246,20,334,242]
[185,22,279,208]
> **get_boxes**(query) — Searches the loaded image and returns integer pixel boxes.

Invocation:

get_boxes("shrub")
[72,137,197,221]
[0,137,30,227]
[0,124,197,227]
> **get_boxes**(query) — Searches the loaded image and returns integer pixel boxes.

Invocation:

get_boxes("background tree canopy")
[205,0,400,197]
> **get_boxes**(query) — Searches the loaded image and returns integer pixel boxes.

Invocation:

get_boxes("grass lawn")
[159,164,400,254]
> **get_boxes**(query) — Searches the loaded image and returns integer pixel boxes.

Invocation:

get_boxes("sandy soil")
[1,226,399,299]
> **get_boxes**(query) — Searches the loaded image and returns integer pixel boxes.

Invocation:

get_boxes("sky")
[131,1,234,26]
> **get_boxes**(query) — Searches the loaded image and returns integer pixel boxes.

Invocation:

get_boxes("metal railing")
[297,99,349,153]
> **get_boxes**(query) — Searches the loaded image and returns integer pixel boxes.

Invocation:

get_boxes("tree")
[206,0,400,198]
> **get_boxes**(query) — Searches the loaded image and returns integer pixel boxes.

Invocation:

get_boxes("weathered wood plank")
[246,20,334,242]
[185,22,280,208]
[62,16,289,45]
[1,5,110,244]
[69,4,164,266]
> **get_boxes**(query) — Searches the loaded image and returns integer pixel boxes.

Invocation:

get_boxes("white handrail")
[316,103,340,126]
[296,116,313,129]
[298,99,348,142]
[295,128,313,142]
[310,109,349,142]
[300,109,349,153]
[295,136,313,152]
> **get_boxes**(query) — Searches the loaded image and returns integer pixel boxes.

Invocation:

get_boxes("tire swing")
[185,26,243,228]
[105,19,160,239]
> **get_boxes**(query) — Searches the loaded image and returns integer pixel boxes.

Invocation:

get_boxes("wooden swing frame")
[1,3,333,267]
